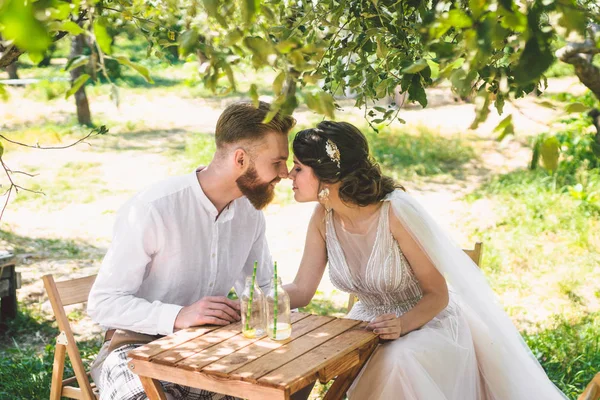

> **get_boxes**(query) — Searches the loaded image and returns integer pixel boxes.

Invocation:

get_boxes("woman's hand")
[366,313,403,340]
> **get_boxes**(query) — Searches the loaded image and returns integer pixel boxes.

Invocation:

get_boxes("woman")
[284,121,566,399]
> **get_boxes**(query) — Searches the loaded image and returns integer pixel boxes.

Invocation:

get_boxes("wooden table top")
[128,312,378,399]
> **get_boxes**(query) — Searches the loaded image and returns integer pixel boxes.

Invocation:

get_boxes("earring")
[318,187,331,212]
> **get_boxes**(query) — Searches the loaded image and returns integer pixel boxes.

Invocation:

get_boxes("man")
[88,101,299,400]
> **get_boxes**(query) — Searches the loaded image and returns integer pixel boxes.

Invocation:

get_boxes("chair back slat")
[43,274,98,400]
[55,275,97,307]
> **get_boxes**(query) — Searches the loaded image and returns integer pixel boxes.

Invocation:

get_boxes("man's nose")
[279,163,289,178]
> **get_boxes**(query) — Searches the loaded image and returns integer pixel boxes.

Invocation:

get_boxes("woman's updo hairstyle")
[293,121,404,206]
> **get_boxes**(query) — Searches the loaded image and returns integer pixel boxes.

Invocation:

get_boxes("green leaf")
[263,101,282,124]
[513,37,554,84]
[273,72,285,96]
[64,55,89,72]
[469,87,491,129]
[447,9,472,29]
[224,29,243,46]
[0,0,51,53]
[493,114,515,141]
[61,21,85,36]
[275,40,298,54]
[224,64,236,91]
[179,30,200,56]
[242,0,259,25]
[249,84,259,107]
[0,84,8,101]
[49,2,71,19]
[114,56,154,84]
[540,136,560,172]
[304,91,336,118]
[65,74,90,99]
[0,140,4,158]
[93,20,112,55]
[376,37,388,58]
[28,52,44,65]
[402,59,429,74]
[557,5,587,36]
[408,76,427,108]
[536,100,556,109]
[565,102,589,113]
[244,37,275,66]
[203,0,228,27]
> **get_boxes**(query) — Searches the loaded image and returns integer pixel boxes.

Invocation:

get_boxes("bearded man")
[88,101,300,400]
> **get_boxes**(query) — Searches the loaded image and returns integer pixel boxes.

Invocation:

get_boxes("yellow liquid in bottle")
[268,322,292,340]
[242,327,265,339]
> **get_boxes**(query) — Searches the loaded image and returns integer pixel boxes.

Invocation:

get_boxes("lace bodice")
[325,201,423,320]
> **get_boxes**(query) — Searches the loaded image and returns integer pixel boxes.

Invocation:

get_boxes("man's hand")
[366,313,403,340]
[174,296,240,330]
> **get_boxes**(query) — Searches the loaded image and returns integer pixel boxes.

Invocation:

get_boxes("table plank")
[175,329,269,372]
[202,314,333,377]
[152,323,243,365]
[129,359,288,400]
[258,323,376,392]
[130,326,221,361]
[232,318,361,383]
[131,313,311,362]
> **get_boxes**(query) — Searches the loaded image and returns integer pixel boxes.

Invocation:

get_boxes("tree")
[1,1,598,119]
[0,0,599,216]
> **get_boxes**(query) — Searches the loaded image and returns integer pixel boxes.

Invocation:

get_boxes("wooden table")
[128,312,378,400]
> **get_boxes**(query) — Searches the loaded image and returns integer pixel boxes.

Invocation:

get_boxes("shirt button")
[209,282,214,287]
[211,253,216,258]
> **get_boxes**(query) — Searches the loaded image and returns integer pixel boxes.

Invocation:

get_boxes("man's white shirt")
[88,167,273,335]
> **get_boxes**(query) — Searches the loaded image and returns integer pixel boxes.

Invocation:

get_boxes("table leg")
[139,376,167,400]
[322,340,378,400]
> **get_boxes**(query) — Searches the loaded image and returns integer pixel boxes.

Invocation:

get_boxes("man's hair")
[215,101,296,148]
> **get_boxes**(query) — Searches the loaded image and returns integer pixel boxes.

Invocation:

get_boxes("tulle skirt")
[347,297,485,400]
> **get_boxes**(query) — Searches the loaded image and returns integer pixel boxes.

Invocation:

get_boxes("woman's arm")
[284,205,328,309]
[367,208,449,340]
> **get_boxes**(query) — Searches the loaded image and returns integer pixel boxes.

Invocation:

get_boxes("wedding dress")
[324,190,566,400]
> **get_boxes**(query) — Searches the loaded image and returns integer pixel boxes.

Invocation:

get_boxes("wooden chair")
[42,274,99,400]
[346,242,483,312]
[579,373,600,400]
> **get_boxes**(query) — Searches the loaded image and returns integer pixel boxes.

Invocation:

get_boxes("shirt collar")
[190,167,236,223]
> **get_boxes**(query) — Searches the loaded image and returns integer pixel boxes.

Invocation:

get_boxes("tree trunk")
[6,63,18,79]
[70,34,92,126]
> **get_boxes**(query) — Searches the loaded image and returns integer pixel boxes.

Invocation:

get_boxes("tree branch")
[0,125,107,150]
[0,11,87,69]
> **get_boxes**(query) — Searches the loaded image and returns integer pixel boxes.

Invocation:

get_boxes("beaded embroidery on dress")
[326,202,423,320]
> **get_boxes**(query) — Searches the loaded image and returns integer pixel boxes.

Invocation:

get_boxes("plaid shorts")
[98,344,239,400]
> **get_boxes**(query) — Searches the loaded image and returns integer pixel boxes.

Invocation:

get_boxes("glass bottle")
[266,276,292,340]
[241,276,267,339]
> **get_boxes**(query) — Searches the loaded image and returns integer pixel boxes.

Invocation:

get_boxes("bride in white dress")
[283,121,566,400]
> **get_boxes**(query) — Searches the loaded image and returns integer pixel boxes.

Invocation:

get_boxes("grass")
[0,306,101,400]
[524,313,600,398]
[0,229,101,260]
[8,161,112,210]
[464,169,600,328]
[364,125,477,181]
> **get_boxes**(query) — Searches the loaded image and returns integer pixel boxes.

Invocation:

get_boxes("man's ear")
[233,148,247,171]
